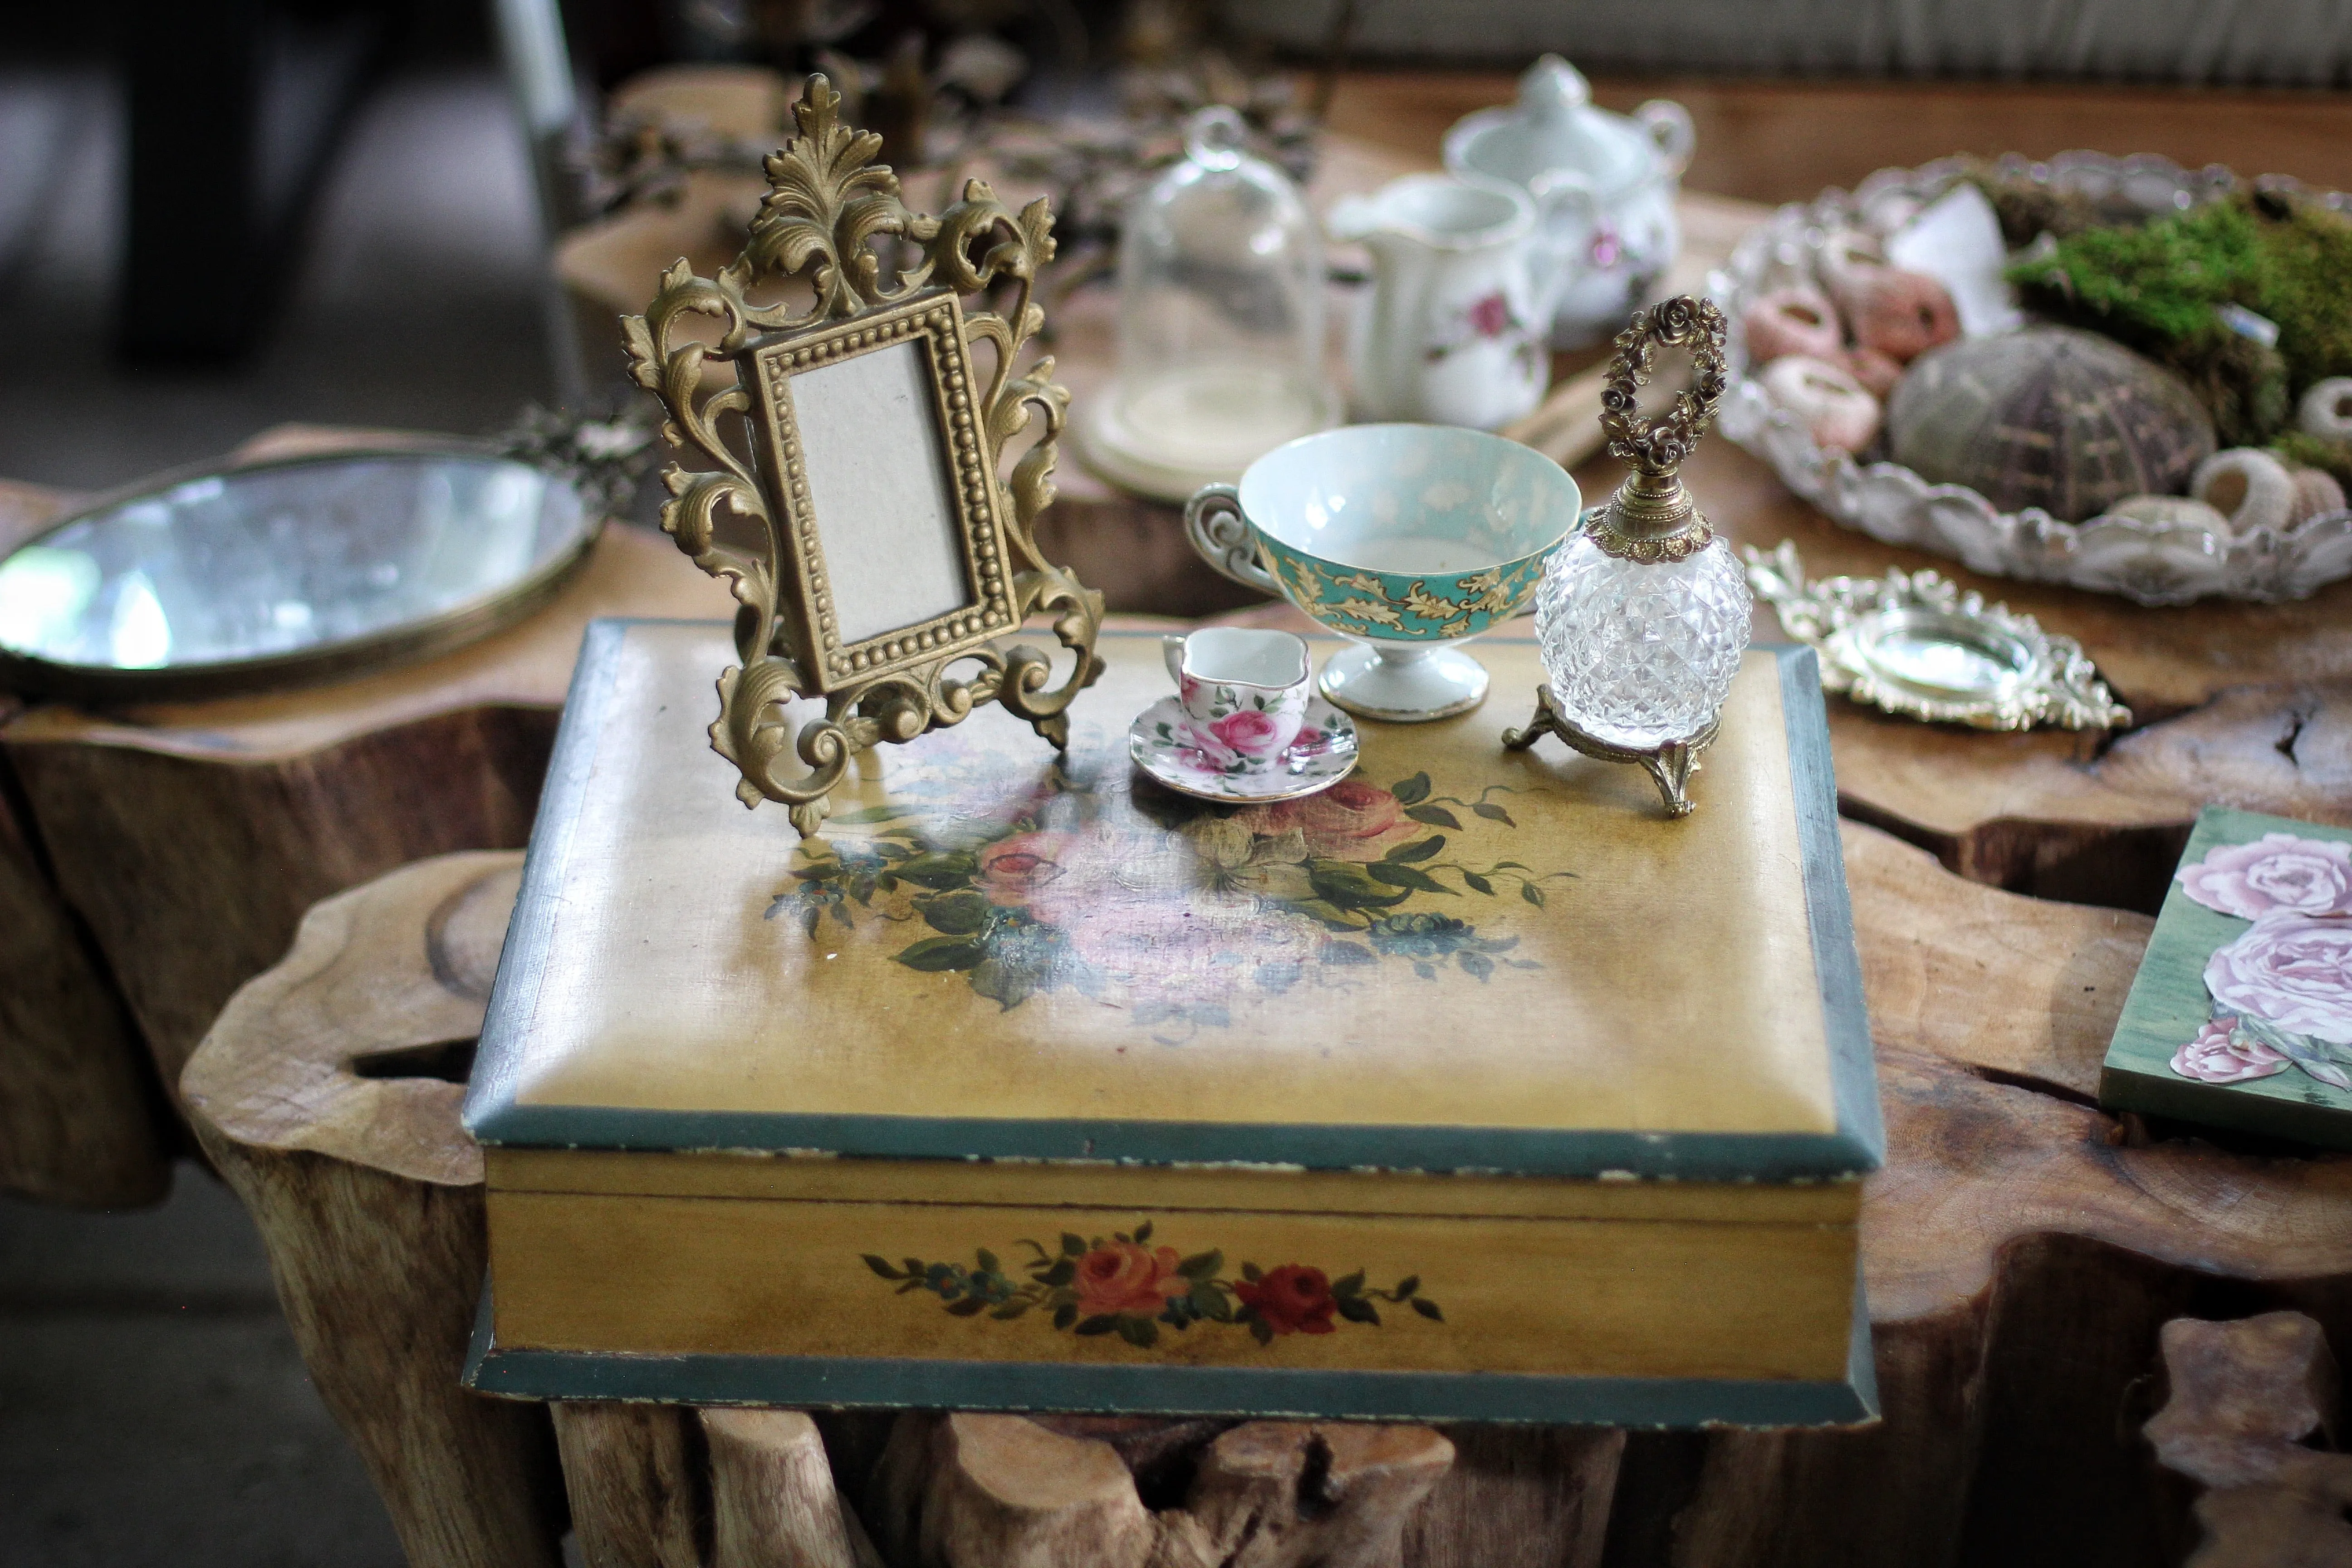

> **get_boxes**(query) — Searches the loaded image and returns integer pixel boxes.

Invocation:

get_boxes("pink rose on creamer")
[1210,708,1286,756]
[2204,911,2352,1046]
[2177,833,2352,920]
[2169,1019,2289,1083]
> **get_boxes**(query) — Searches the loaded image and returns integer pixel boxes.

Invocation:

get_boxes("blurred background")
[2,2,2350,1562]
[4,0,2352,493]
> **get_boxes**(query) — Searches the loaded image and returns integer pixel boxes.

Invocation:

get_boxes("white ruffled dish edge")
[1710,151,2352,606]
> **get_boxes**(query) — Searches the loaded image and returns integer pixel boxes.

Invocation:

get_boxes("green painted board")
[2099,806,2352,1149]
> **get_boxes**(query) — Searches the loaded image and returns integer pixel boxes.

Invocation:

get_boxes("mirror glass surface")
[0,452,589,681]
[1857,611,2031,697]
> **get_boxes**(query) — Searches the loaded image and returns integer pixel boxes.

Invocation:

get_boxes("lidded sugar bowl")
[1505,296,1752,815]
[1078,106,1342,503]
[1443,55,1694,350]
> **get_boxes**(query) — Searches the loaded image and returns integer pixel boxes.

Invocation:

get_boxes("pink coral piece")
[1846,269,1960,363]
[1742,286,1844,364]
[2169,1019,2290,1083]
[1841,345,1905,400]
[1761,355,1881,453]
[2204,911,2352,1047]
[2177,833,2352,921]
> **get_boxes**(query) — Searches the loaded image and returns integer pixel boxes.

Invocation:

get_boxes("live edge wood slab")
[0,478,165,1208]
[181,822,2352,1568]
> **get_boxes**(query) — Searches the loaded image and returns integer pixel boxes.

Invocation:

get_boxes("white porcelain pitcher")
[1328,174,1550,431]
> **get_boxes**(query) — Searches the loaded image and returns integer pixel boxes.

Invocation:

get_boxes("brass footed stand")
[1501,685,1719,818]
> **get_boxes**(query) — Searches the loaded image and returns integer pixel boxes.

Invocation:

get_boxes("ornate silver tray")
[1709,152,2352,605]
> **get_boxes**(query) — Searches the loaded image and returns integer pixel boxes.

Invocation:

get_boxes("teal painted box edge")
[462,1279,1881,1427]
[461,622,1886,1185]
[2097,804,2352,1150]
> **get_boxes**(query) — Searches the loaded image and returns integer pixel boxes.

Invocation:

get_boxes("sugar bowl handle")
[1184,483,1279,594]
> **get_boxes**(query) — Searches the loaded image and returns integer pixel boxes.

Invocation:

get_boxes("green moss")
[2271,429,2352,491]
[2005,189,2352,447]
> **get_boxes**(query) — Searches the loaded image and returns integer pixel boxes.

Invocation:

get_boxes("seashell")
[2287,462,2348,523]
[2190,447,2296,534]
[1761,354,1882,453]
[2298,377,2352,443]
[2108,494,2233,534]
[1816,226,1890,303]
[1846,269,1960,363]
[1841,345,1905,399]
[1888,327,2217,522]
[1742,286,1844,363]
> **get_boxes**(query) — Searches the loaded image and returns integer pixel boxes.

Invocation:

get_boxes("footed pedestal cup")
[1184,425,1582,723]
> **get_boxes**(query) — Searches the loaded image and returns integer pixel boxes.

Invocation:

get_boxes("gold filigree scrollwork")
[1588,295,1730,564]
[622,74,1103,838]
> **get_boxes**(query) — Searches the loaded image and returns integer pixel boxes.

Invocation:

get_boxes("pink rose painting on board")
[2176,833,2352,921]
[2164,829,2352,1097]
[2169,1019,2289,1084]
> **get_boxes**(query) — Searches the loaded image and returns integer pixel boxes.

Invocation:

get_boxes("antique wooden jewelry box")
[461,625,1882,1425]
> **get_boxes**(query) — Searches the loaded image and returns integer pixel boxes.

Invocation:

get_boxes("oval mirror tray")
[1744,542,2130,731]
[0,449,601,702]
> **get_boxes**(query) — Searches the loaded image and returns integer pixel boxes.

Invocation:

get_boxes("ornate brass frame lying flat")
[625,74,1104,838]
[1743,541,2130,732]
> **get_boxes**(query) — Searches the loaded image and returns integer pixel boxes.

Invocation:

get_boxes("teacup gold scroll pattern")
[1266,549,1547,641]
[861,1220,1443,1349]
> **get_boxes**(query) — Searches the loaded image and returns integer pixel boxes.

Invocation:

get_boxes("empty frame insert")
[753,294,1017,686]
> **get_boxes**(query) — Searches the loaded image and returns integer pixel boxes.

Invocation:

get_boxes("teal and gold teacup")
[1184,424,1582,720]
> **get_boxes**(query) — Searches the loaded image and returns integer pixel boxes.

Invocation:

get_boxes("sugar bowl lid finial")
[1588,295,1731,564]
[1520,54,1592,118]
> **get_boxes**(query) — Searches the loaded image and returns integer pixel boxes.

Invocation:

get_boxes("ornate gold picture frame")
[625,75,1103,837]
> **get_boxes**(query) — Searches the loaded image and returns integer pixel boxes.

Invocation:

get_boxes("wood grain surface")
[0,475,168,1205]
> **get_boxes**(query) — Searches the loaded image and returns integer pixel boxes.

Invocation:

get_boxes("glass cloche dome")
[1079,107,1340,501]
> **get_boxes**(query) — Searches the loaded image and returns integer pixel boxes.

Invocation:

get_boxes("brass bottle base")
[1500,686,1720,818]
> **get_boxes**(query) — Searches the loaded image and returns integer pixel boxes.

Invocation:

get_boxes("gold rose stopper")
[1588,295,1730,565]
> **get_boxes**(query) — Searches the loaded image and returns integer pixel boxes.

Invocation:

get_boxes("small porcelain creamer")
[1444,55,1694,349]
[1328,174,1549,432]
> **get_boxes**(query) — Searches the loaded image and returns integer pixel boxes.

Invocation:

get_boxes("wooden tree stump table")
[0,477,167,1207]
[0,427,722,1162]
[180,815,2352,1568]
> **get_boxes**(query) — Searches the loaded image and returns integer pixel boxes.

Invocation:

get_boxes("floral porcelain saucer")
[1129,695,1359,802]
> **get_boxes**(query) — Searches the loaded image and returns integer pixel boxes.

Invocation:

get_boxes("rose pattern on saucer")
[2167,832,2352,1094]
[1135,693,1357,798]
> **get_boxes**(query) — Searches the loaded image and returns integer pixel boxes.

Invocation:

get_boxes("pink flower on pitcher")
[2169,1019,2289,1083]
[2177,833,2352,921]
[2203,911,2352,1046]
[1465,292,1513,339]
[1210,708,1287,757]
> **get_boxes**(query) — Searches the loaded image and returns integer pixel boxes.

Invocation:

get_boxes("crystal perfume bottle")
[1504,296,1751,815]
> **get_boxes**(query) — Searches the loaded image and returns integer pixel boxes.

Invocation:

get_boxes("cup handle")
[1184,484,1280,595]
[1163,635,1186,686]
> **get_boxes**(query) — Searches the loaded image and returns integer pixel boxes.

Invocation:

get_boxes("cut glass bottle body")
[1534,532,1753,749]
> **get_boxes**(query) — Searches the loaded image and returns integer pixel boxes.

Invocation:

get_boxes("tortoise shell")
[1887,327,2216,522]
